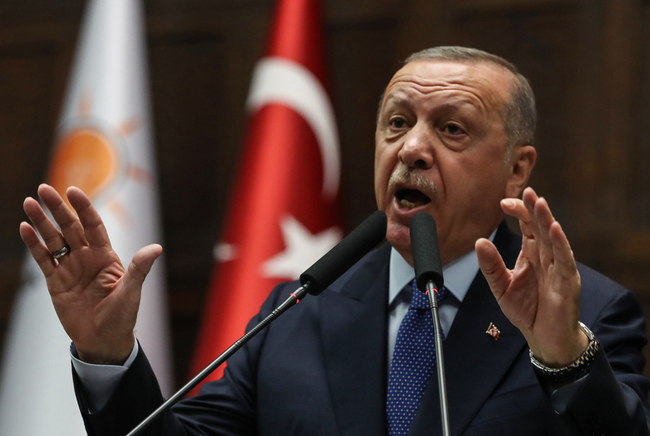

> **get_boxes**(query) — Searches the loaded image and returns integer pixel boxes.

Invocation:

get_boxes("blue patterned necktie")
[387,279,449,436]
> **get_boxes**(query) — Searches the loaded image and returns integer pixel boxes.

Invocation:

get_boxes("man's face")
[375,60,517,265]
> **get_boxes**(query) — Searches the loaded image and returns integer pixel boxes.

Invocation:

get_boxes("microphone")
[126,210,387,436]
[301,210,387,295]
[409,211,450,436]
[410,211,444,292]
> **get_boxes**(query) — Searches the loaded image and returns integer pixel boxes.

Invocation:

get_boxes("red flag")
[189,0,342,392]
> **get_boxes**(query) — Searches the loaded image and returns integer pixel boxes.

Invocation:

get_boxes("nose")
[397,123,435,169]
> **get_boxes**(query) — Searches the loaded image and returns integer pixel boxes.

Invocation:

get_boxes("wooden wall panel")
[148,32,233,384]
[0,43,60,354]
[328,17,399,228]
[631,4,650,228]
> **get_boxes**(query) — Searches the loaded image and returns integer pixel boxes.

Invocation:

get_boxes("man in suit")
[20,46,650,435]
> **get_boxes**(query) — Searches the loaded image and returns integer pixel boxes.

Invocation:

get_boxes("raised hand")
[475,187,588,368]
[19,184,162,365]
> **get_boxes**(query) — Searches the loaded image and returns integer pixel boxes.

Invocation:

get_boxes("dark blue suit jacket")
[74,224,650,435]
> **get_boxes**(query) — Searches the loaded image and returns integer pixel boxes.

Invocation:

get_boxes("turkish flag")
[189,0,342,393]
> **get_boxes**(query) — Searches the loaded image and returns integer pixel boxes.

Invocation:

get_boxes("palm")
[20,184,161,364]
[48,245,127,344]
[476,187,585,367]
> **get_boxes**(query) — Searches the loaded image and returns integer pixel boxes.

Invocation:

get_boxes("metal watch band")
[529,321,600,385]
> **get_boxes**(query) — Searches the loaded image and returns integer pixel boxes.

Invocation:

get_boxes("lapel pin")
[486,322,500,340]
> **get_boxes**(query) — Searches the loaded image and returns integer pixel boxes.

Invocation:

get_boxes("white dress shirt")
[387,230,496,368]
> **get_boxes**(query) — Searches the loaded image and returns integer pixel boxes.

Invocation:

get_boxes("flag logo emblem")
[48,126,121,202]
[486,322,500,340]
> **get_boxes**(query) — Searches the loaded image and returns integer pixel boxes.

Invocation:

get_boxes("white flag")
[0,0,173,434]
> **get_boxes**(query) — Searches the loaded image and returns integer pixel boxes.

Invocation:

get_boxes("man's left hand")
[476,187,589,368]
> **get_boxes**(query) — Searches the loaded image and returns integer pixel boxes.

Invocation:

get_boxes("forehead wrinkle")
[383,80,494,116]
[383,63,510,116]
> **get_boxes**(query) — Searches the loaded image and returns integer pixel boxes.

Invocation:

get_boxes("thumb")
[476,238,511,299]
[122,244,163,303]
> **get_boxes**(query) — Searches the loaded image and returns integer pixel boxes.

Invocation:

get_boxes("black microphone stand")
[125,284,310,436]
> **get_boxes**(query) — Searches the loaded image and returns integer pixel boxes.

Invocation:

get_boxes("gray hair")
[379,46,537,151]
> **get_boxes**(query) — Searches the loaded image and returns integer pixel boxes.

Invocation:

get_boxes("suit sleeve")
[72,282,293,436]
[540,281,650,435]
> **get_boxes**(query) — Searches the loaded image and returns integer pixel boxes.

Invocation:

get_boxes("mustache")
[387,166,437,195]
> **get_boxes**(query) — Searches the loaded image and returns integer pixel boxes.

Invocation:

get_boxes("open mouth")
[395,188,431,210]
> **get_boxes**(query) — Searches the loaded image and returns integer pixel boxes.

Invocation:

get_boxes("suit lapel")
[319,244,391,436]
[411,223,527,436]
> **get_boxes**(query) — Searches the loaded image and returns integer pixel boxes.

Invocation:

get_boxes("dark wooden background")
[2,0,650,389]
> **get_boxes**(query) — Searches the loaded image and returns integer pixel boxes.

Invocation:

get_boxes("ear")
[505,145,536,198]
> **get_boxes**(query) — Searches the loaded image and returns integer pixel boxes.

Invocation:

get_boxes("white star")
[262,215,342,280]
[214,242,238,262]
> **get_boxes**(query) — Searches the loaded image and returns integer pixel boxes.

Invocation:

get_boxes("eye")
[389,117,407,129]
[443,123,466,135]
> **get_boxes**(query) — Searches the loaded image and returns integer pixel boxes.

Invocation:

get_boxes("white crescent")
[246,57,340,200]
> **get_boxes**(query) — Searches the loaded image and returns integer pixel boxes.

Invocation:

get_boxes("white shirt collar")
[388,228,497,305]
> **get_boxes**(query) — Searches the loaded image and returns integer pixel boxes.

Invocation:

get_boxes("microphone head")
[410,211,444,292]
[299,210,387,296]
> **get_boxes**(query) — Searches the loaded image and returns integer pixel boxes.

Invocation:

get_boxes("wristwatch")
[529,321,600,386]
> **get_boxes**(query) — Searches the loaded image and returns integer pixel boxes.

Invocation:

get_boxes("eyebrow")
[383,94,409,107]
[380,95,420,116]
[383,93,485,116]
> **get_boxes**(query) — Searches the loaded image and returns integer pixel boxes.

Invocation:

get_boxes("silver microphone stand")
[425,281,450,436]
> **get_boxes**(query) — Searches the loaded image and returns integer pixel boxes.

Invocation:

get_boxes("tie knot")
[409,279,448,310]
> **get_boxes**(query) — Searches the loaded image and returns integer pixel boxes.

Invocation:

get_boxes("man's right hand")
[19,183,162,365]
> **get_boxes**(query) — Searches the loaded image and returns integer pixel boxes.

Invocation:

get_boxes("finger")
[66,187,112,248]
[38,184,88,250]
[523,188,553,257]
[23,196,69,255]
[522,187,543,241]
[529,197,558,272]
[500,198,533,239]
[19,221,56,277]
[549,221,578,276]
[120,244,163,304]
[532,197,555,248]
[476,238,511,300]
